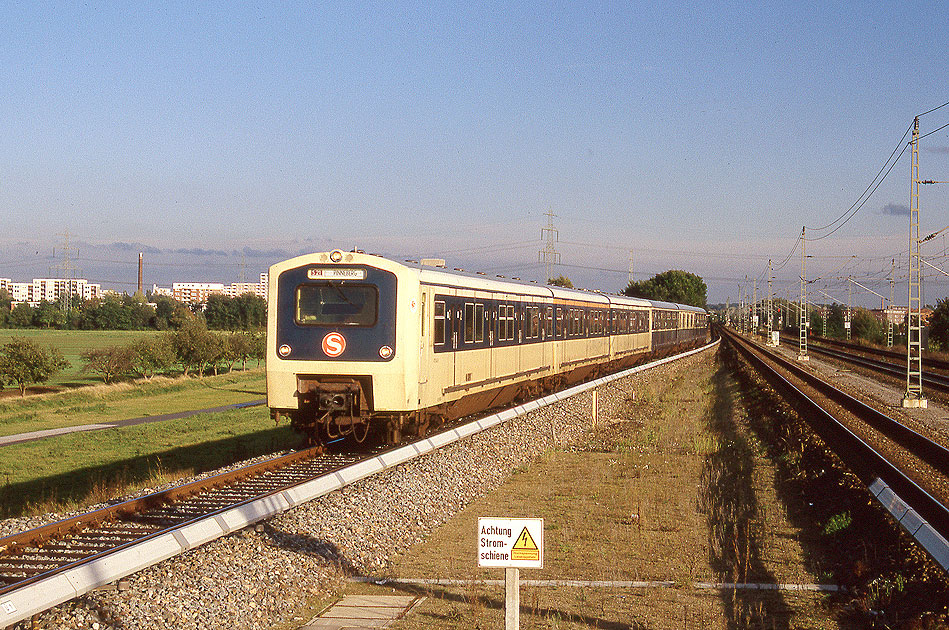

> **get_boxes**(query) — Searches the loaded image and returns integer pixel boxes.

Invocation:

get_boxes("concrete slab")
[299,595,421,630]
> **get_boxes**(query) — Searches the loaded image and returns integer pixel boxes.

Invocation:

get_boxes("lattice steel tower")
[904,117,927,407]
[798,227,808,361]
[538,210,561,283]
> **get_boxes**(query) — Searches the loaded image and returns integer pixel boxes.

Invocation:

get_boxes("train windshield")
[295,284,378,326]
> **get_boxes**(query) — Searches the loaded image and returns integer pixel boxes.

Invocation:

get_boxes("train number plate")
[307,267,366,280]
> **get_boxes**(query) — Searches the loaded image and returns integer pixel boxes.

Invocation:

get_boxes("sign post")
[478,517,544,630]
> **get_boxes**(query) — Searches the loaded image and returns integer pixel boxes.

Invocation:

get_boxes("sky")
[1,2,948,306]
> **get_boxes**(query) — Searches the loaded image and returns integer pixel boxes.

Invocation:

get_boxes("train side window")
[434,301,446,346]
[506,305,515,340]
[528,306,539,339]
[464,303,475,343]
[475,304,485,342]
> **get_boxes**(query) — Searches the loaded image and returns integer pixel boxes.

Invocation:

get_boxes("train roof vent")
[420,258,446,268]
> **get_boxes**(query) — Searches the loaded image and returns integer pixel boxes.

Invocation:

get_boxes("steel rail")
[720,327,949,540]
[804,343,949,393]
[0,340,718,628]
[811,335,949,373]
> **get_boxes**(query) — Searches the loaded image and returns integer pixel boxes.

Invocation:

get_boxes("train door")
[428,296,453,401]
[419,290,428,390]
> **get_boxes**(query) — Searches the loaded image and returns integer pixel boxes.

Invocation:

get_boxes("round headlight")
[278,344,291,357]
[379,345,393,359]
[330,250,344,263]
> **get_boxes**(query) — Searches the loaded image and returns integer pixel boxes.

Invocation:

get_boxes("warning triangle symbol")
[511,527,539,561]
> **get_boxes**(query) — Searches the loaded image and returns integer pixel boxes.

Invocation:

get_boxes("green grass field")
[0,404,299,517]
[0,368,267,437]
[0,329,288,517]
[0,329,162,388]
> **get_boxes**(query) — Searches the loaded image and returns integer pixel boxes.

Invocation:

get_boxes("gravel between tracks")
[6,348,715,630]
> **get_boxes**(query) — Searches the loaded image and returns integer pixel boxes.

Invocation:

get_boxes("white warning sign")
[477,517,544,569]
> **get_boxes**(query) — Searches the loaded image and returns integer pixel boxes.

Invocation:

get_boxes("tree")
[250,332,266,367]
[32,300,63,329]
[548,275,574,288]
[81,294,133,330]
[0,337,70,396]
[8,303,32,328]
[928,298,949,351]
[623,270,707,308]
[851,308,885,344]
[81,346,134,384]
[224,332,253,371]
[151,295,194,330]
[825,304,845,339]
[172,319,219,377]
[0,289,11,328]
[204,294,240,330]
[130,335,176,379]
[234,293,266,329]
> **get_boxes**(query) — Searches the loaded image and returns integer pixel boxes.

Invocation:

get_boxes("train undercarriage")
[272,339,706,448]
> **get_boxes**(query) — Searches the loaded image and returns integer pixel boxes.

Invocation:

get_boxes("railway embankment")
[10,343,947,629]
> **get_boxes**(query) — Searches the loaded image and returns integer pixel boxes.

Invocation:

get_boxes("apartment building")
[2,278,101,306]
[169,273,268,304]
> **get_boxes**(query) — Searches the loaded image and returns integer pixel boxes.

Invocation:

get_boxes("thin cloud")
[110,242,162,254]
[881,203,910,216]
[234,247,292,258]
[170,248,228,256]
[923,146,949,154]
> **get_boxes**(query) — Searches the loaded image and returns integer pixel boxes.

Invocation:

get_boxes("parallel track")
[781,333,949,393]
[720,326,949,540]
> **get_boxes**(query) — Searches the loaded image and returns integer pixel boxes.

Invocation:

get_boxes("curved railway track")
[0,341,716,628]
[720,326,949,570]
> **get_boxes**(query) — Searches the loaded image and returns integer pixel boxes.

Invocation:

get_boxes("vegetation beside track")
[0,368,266,437]
[0,403,298,518]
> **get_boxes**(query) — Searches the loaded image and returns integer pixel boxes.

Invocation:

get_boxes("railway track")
[0,341,716,628]
[720,326,949,570]
[780,334,949,394]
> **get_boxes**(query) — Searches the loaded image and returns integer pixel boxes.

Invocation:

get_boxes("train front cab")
[266,252,420,442]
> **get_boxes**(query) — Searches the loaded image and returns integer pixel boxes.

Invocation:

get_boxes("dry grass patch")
[341,353,845,629]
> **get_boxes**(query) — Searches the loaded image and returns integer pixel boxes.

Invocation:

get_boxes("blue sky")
[1,2,948,305]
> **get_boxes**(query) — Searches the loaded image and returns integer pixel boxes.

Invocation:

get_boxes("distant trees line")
[0,291,266,331]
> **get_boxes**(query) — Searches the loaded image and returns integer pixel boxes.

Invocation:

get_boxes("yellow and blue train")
[267,251,708,444]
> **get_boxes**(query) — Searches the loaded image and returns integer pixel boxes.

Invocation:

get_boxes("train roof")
[274,251,707,313]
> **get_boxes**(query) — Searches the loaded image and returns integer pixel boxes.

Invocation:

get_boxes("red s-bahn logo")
[322,332,346,357]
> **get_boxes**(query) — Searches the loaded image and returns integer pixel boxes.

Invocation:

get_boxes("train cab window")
[434,301,446,345]
[295,284,378,327]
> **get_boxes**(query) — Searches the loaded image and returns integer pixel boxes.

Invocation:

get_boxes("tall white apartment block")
[3,278,101,306]
[172,282,226,303]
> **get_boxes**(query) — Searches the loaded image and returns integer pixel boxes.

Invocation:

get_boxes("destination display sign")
[307,267,366,280]
[477,517,544,569]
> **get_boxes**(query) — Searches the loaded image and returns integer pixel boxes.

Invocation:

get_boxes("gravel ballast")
[6,348,714,630]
